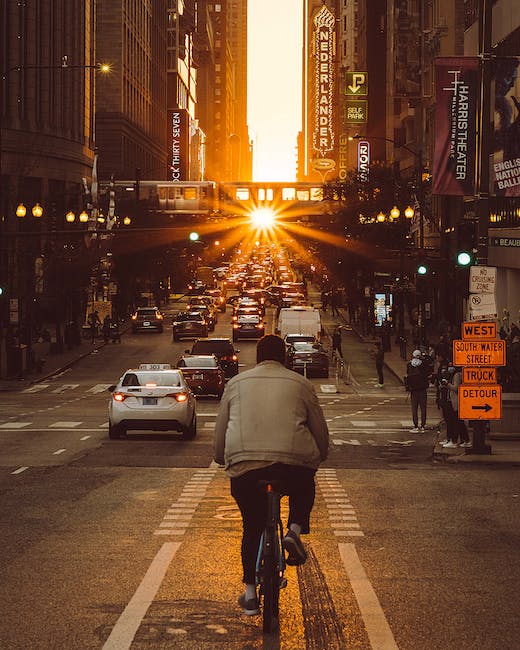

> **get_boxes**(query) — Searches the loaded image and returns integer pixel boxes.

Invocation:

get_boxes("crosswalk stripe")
[51,384,80,394]
[22,384,49,393]
[49,421,82,428]
[0,422,32,429]
[87,384,113,394]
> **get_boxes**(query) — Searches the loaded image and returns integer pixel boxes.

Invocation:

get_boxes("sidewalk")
[312,287,520,467]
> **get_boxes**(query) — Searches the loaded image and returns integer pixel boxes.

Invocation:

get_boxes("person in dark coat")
[374,342,384,387]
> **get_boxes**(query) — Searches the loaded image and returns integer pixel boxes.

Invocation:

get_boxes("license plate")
[143,321,150,326]
[143,397,157,405]
[193,373,204,380]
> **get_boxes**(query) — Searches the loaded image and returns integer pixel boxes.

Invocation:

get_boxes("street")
[1,304,519,649]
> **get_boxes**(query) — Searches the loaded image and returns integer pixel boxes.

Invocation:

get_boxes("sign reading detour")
[452,340,506,366]
[459,385,502,420]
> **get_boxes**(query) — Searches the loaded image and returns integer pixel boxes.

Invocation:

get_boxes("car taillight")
[233,324,239,329]
[157,314,164,320]
[174,392,188,402]
[131,315,137,320]
[113,392,128,402]
[256,323,264,328]
[232,354,238,361]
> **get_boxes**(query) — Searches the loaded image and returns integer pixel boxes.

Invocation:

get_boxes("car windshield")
[292,342,321,352]
[122,371,181,387]
[137,309,158,317]
[180,357,217,368]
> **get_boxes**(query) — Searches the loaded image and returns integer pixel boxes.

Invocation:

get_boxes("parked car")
[233,313,265,341]
[172,311,209,341]
[177,354,225,398]
[107,364,196,439]
[131,306,164,333]
[286,341,329,378]
[187,338,240,378]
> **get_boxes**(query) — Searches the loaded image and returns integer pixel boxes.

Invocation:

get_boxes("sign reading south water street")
[453,340,506,366]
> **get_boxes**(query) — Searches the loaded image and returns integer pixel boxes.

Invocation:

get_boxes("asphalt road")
[1,303,519,649]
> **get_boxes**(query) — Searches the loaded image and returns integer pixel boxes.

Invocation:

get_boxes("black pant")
[231,463,316,585]
[332,343,343,358]
[444,403,469,443]
[411,389,427,427]
[376,362,384,384]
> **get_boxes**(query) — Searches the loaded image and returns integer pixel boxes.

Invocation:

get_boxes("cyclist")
[214,334,329,616]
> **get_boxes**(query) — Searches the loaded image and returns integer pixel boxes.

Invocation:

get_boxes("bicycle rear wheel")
[262,527,280,634]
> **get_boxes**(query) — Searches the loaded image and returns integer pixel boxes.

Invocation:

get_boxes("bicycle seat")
[257,479,285,493]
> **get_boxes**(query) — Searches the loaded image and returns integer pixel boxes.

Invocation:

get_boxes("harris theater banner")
[433,57,479,196]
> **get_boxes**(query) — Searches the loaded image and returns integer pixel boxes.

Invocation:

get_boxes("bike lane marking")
[338,543,399,650]
[101,542,181,650]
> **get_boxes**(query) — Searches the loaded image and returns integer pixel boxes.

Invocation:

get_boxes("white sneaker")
[437,439,448,445]
[459,442,472,448]
[409,427,419,433]
[419,426,426,432]
[442,441,458,448]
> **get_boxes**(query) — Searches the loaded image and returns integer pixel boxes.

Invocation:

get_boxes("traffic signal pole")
[472,0,493,454]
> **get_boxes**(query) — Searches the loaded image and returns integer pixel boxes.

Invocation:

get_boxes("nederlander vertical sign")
[313,5,335,160]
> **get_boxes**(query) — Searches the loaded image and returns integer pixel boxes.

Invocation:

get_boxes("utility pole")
[472,0,493,454]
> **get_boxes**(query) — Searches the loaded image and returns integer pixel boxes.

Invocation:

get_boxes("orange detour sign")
[461,321,497,340]
[452,340,506,366]
[458,385,502,420]
[462,367,497,384]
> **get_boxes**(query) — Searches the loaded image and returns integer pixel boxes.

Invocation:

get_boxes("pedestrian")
[87,310,101,343]
[404,349,431,432]
[444,365,471,448]
[214,334,329,616]
[332,326,343,359]
[321,290,328,312]
[374,341,384,387]
[330,290,341,317]
[102,315,111,343]
[435,359,453,445]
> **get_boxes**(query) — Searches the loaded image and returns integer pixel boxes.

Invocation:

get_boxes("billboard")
[492,56,520,196]
[432,57,479,196]
[312,4,335,159]
[167,109,189,181]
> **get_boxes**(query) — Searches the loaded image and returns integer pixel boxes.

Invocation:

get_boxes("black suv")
[188,338,239,378]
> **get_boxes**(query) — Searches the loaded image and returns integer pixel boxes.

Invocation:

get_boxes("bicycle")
[255,480,287,634]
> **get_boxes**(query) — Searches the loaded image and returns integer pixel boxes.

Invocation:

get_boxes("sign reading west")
[452,340,506,366]
[461,321,497,340]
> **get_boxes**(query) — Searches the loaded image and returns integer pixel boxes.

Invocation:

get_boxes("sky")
[248,0,302,182]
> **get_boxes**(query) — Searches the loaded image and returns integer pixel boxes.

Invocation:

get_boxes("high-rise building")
[96,0,168,181]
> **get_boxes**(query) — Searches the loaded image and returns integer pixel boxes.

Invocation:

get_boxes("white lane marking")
[51,384,80,394]
[80,435,91,441]
[53,449,66,455]
[21,384,50,393]
[11,466,29,475]
[102,542,181,650]
[0,422,31,429]
[333,439,361,446]
[153,529,186,536]
[159,520,186,528]
[88,384,112,394]
[350,421,376,427]
[197,412,218,417]
[49,421,82,428]
[163,514,192,520]
[331,522,360,529]
[335,530,364,537]
[339,543,399,649]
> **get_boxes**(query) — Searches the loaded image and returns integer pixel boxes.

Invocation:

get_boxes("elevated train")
[100,180,326,220]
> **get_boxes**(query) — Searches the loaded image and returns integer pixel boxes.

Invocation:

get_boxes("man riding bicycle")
[214,335,329,616]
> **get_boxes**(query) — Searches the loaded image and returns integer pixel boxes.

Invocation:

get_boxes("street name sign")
[461,321,497,339]
[453,340,506,366]
[462,367,497,384]
[458,385,502,420]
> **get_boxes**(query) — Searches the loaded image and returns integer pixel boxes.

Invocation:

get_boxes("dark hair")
[257,334,286,364]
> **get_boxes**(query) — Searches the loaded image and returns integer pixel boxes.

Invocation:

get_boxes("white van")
[277,306,322,341]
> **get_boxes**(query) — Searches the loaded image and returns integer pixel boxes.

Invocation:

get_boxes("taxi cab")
[107,364,196,440]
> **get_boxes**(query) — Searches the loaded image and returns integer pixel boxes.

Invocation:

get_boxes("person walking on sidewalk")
[405,349,431,432]
[330,290,341,317]
[214,335,329,616]
[444,365,471,448]
[374,341,384,387]
[332,326,343,360]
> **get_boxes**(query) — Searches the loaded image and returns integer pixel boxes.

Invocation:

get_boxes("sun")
[249,207,277,230]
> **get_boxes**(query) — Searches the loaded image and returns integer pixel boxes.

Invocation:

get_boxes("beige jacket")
[214,360,329,470]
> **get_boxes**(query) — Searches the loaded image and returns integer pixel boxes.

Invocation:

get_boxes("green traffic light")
[417,264,428,275]
[189,232,200,242]
[457,251,472,266]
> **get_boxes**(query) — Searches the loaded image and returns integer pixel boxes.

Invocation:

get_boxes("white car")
[107,364,196,440]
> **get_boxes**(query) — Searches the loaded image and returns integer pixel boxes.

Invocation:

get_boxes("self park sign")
[455,321,505,420]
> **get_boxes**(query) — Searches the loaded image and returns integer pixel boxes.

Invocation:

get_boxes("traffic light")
[456,220,477,267]
[417,262,428,276]
[189,231,200,242]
